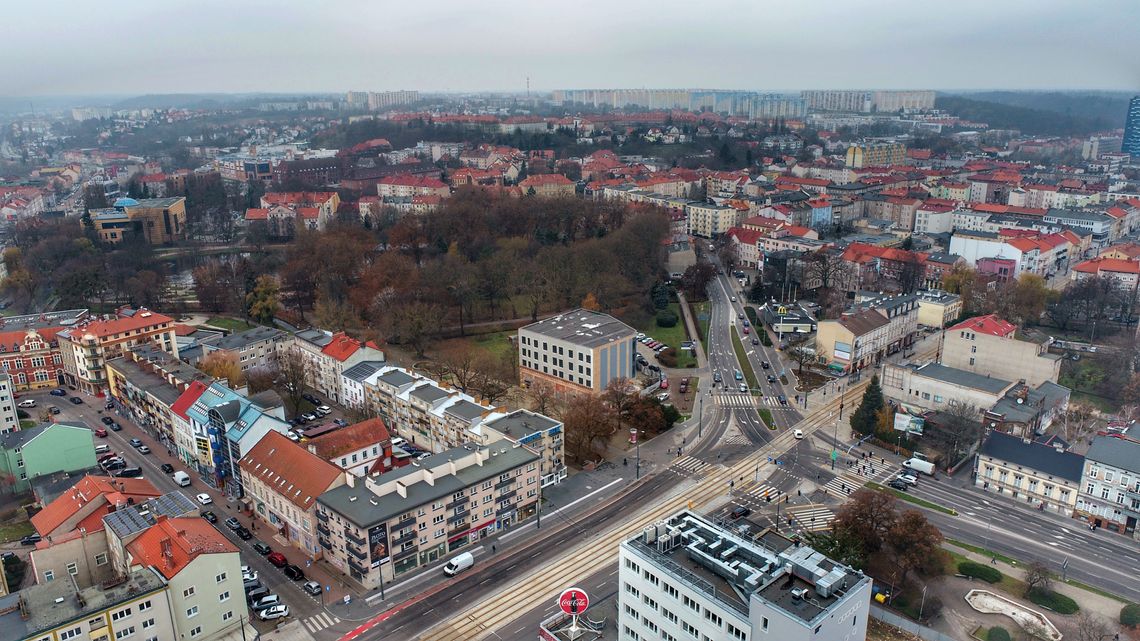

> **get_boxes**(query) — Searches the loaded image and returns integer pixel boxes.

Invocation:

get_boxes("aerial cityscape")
[1,3,1139,641]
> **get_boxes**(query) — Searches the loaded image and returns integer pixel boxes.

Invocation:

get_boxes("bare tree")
[803,249,854,292]
[472,351,514,406]
[927,403,982,466]
[562,394,614,464]
[528,380,558,416]
[275,345,310,416]
[1069,611,1114,641]
[786,342,816,376]
[437,343,480,393]
[1023,560,1052,595]
[1060,403,1097,444]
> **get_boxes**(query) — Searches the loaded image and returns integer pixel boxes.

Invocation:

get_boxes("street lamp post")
[633,428,642,480]
[919,584,928,620]
[698,395,703,440]
[831,401,844,471]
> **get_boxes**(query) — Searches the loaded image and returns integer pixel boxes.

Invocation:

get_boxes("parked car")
[224,517,241,530]
[49,406,60,415]
[234,526,252,540]
[283,564,305,581]
[301,412,317,422]
[200,511,217,523]
[315,405,331,415]
[17,399,37,408]
[129,438,143,448]
[103,460,126,471]
[333,418,348,427]
[302,393,321,404]
[196,493,213,505]
[258,604,289,621]
[100,416,115,426]
[20,534,42,545]
[242,569,258,582]
[69,397,83,404]
[302,580,322,596]
[104,401,114,410]
[267,552,288,568]
[50,388,67,397]
[252,541,272,556]
[94,427,108,438]
[113,467,143,478]
[245,586,269,603]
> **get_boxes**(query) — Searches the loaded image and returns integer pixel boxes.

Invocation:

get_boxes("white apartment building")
[618,510,871,641]
[0,373,19,434]
[518,309,636,395]
[1076,435,1140,539]
[686,202,742,237]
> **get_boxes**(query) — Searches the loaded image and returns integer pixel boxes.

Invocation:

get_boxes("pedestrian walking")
[492,544,496,554]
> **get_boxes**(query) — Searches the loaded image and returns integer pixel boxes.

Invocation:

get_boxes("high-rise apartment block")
[345,90,420,111]
[802,90,934,113]
[1123,95,1140,156]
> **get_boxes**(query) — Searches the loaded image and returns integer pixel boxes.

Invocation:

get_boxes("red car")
[94,427,108,437]
[267,552,288,568]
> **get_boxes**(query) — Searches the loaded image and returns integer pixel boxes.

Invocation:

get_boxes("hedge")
[1027,589,1079,614]
[987,627,1011,641]
[1121,603,1140,626]
[656,310,679,328]
[958,561,1002,583]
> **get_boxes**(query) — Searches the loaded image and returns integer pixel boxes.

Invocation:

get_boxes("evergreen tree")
[850,374,885,436]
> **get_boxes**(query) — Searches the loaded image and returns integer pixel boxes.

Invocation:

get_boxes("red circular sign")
[558,587,589,615]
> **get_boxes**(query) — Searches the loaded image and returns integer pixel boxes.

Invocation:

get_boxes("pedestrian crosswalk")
[716,394,755,408]
[741,481,783,504]
[760,397,793,408]
[302,612,340,634]
[822,472,865,497]
[723,433,753,446]
[673,456,712,474]
[785,504,835,532]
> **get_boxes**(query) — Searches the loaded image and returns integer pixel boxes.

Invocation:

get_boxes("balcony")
[495,478,514,491]
[497,490,516,504]
[393,517,416,533]
[318,537,332,550]
[316,523,330,537]
[393,531,416,546]
[347,558,368,575]
[344,530,365,546]
[316,511,329,523]
[445,497,466,511]
[347,544,367,561]
[447,511,469,525]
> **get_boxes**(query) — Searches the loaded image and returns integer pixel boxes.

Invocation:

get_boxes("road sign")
[831,449,839,461]
[558,587,590,615]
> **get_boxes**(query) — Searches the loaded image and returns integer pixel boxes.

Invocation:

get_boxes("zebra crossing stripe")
[304,612,341,632]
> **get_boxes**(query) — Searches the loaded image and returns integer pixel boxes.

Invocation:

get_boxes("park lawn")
[469,331,516,361]
[691,301,711,351]
[730,327,760,394]
[0,520,34,544]
[634,304,697,368]
[206,316,257,332]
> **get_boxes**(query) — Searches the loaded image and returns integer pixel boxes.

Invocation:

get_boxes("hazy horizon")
[5,0,1138,97]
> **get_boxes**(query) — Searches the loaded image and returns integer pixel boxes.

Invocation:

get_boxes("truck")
[902,458,936,476]
[443,551,474,576]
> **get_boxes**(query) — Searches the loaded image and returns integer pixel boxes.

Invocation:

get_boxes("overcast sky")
[7,0,1138,96]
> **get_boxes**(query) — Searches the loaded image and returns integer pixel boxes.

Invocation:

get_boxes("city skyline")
[4,0,1138,96]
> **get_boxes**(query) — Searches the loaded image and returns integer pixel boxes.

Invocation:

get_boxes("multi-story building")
[260,191,340,226]
[290,330,385,404]
[974,431,1082,515]
[815,295,918,373]
[1076,434,1140,538]
[306,417,394,477]
[0,309,88,391]
[90,196,188,244]
[240,430,346,559]
[1071,256,1140,290]
[0,422,98,492]
[198,326,286,375]
[481,410,566,487]
[58,308,179,395]
[686,202,742,237]
[518,309,635,395]
[315,442,541,588]
[377,174,450,199]
[845,142,906,168]
[915,290,962,328]
[340,360,386,411]
[0,566,175,641]
[107,345,214,449]
[0,374,18,434]
[1123,95,1140,156]
[518,174,575,198]
[244,204,323,237]
[125,515,245,640]
[882,362,1015,413]
[618,509,871,641]
[942,314,1062,387]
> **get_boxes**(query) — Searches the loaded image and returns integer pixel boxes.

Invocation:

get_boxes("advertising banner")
[893,412,924,435]
[368,523,389,567]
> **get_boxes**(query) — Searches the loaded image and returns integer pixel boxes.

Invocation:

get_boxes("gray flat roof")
[296,328,332,347]
[912,362,1013,394]
[318,444,539,528]
[0,567,166,641]
[210,325,284,350]
[106,357,200,405]
[378,369,417,387]
[1086,435,1140,473]
[444,399,487,421]
[484,409,560,435]
[127,196,184,208]
[520,308,635,348]
[409,384,451,404]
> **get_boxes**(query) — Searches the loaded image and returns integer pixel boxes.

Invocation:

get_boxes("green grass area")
[1069,390,1118,413]
[205,316,257,332]
[19,419,35,429]
[692,301,711,352]
[945,550,1025,596]
[0,520,34,544]
[634,303,697,368]
[758,408,775,429]
[730,327,761,394]
[866,482,958,515]
[945,539,1018,566]
[468,331,515,361]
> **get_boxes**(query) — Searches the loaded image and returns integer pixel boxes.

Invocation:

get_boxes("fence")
[870,604,959,641]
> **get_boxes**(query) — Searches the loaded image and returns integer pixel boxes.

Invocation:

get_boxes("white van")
[443,552,474,576]
[171,471,192,487]
[17,399,36,408]
[94,444,111,455]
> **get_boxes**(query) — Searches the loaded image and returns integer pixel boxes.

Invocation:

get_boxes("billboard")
[834,341,852,361]
[893,412,924,436]
[368,523,390,567]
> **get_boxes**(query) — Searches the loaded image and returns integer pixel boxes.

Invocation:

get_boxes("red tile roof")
[321,332,362,362]
[31,475,161,536]
[947,314,1017,337]
[244,208,269,220]
[67,310,173,340]
[1073,257,1140,275]
[239,431,342,511]
[306,418,391,461]
[127,516,238,579]
[520,174,574,187]
[726,227,764,246]
[171,381,210,421]
[262,191,337,206]
[379,174,447,189]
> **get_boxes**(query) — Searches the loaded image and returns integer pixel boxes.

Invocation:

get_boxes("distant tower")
[1124,95,1140,156]
[526,76,530,100]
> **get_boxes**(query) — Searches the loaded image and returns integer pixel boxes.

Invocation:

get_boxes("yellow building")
[916,290,963,328]
[845,142,906,168]
[92,196,187,244]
